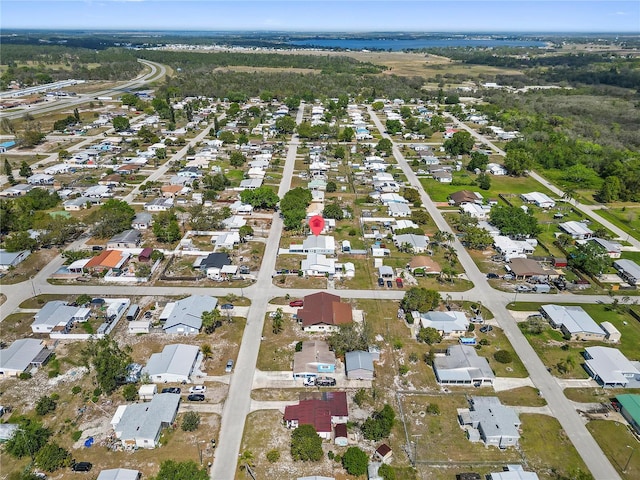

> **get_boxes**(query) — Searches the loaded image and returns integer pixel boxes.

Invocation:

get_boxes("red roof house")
[297,292,353,332]
[284,391,349,440]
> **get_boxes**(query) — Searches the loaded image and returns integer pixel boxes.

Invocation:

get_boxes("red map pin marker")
[309,215,325,237]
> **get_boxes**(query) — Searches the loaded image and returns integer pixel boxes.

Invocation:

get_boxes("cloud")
[609,11,627,16]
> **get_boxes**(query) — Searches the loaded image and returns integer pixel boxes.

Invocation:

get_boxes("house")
[297,292,353,332]
[230,201,254,215]
[163,295,218,335]
[391,219,419,232]
[413,311,469,338]
[0,249,30,270]
[378,265,394,279]
[559,221,593,240]
[44,164,71,175]
[301,253,336,276]
[388,202,411,218]
[222,215,246,231]
[539,305,606,341]
[293,341,336,379]
[408,256,441,276]
[31,301,82,334]
[449,190,483,206]
[478,221,500,237]
[374,444,393,464]
[613,259,640,286]
[85,250,131,273]
[84,185,111,198]
[433,345,495,386]
[63,197,91,211]
[432,170,453,183]
[494,237,535,261]
[488,465,539,480]
[144,198,173,212]
[379,193,408,205]
[616,394,640,435]
[143,344,200,383]
[240,178,263,190]
[583,346,640,388]
[461,202,490,220]
[458,396,521,448]
[128,321,150,334]
[107,230,141,249]
[112,393,180,449]
[334,423,348,446]
[161,184,190,198]
[588,238,622,258]
[486,163,507,175]
[507,258,553,280]
[374,181,400,193]
[284,391,348,439]
[0,339,52,377]
[132,212,153,230]
[0,184,32,197]
[197,252,231,272]
[213,232,240,250]
[520,192,555,209]
[394,234,429,253]
[27,173,55,185]
[345,350,375,380]
[96,469,141,480]
[289,235,336,255]
[177,166,202,178]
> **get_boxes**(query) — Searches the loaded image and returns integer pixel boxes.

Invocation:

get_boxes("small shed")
[139,248,153,262]
[128,321,150,334]
[334,423,348,446]
[600,321,621,343]
[374,443,393,463]
[553,257,567,268]
[138,384,157,401]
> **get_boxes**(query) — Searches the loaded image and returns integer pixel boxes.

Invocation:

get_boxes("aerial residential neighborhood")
[1,7,639,480]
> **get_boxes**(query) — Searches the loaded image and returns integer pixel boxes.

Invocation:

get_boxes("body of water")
[289,38,546,50]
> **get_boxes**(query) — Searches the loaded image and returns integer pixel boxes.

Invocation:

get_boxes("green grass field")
[587,420,640,480]
[597,207,640,243]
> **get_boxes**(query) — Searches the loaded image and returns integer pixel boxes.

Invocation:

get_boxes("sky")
[1,1,639,33]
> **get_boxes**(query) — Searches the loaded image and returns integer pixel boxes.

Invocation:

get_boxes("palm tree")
[239,450,255,476]
[201,344,213,360]
[444,246,458,266]
[563,187,576,205]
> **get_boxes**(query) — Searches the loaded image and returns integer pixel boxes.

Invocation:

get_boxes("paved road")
[209,103,306,480]
[446,113,640,248]
[0,59,166,121]
[370,108,620,480]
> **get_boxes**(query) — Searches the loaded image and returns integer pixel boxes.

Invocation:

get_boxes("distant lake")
[288,38,546,50]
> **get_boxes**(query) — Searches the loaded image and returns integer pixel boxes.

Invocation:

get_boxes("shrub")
[295,341,303,352]
[398,365,409,376]
[122,384,138,401]
[494,350,513,364]
[342,447,368,475]
[71,430,83,441]
[71,386,81,395]
[266,449,280,463]
[35,396,57,416]
[426,403,440,415]
[18,372,32,380]
[393,339,403,350]
[291,424,323,461]
[35,442,71,472]
[408,352,418,363]
[181,411,200,432]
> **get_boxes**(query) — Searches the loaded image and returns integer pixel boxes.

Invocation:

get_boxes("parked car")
[386,280,393,288]
[315,377,337,387]
[377,277,384,286]
[189,385,207,394]
[289,300,304,307]
[220,303,234,310]
[71,462,92,472]
[225,360,234,373]
[92,246,103,251]
[161,387,181,394]
[395,278,404,287]
[486,273,500,279]
[239,266,250,274]
[516,285,532,292]
[144,311,153,319]
[480,325,493,333]
[303,377,316,387]
[188,394,205,402]
[503,274,514,280]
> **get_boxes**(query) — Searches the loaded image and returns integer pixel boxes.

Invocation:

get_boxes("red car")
[396,278,404,288]
[289,300,304,307]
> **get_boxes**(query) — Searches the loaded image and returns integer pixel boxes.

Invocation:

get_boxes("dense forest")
[0,45,142,88]
[138,50,386,74]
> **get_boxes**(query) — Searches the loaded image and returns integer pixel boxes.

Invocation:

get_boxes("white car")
[189,385,207,394]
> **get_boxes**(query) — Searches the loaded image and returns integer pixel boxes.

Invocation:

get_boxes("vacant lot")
[587,420,640,480]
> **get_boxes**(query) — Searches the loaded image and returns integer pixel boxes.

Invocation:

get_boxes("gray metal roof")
[0,424,19,441]
[469,396,520,440]
[540,305,604,335]
[0,249,29,266]
[614,259,640,281]
[489,465,539,480]
[143,344,200,377]
[345,350,374,373]
[0,339,47,372]
[434,345,494,383]
[584,346,640,385]
[163,295,218,331]
[32,301,78,328]
[108,229,141,244]
[115,393,180,443]
[414,311,469,334]
[97,469,140,480]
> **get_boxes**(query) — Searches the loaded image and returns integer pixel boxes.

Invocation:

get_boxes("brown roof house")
[284,391,349,440]
[449,190,483,206]
[374,444,393,463]
[408,256,441,276]
[297,292,353,333]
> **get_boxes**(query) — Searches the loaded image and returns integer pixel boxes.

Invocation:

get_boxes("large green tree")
[400,287,441,312]
[489,205,540,237]
[504,148,533,176]
[342,447,368,476]
[443,131,474,156]
[361,404,395,441]
[569,241,612,277]
[153,210,181,243]
[240,186,279,210]
[275,115,296,134]
[290,424,323,462]
[112,116,130,132]
[35,443,71,472]
[4,419,51,460]
[91,199,135,238]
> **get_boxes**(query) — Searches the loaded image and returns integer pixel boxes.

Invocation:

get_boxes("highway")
[0,59,166,121]
[370,107,621,480]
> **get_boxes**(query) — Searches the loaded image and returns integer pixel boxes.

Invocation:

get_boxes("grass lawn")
[474,326,529,378]
[519,413,591,480]
[587,420,640,480]
[597,207,640,242]
[256,312,299,371]
[495,387,547,407]
[564,387,640,404]
[420,174,555,204]
[1,248,61,285]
